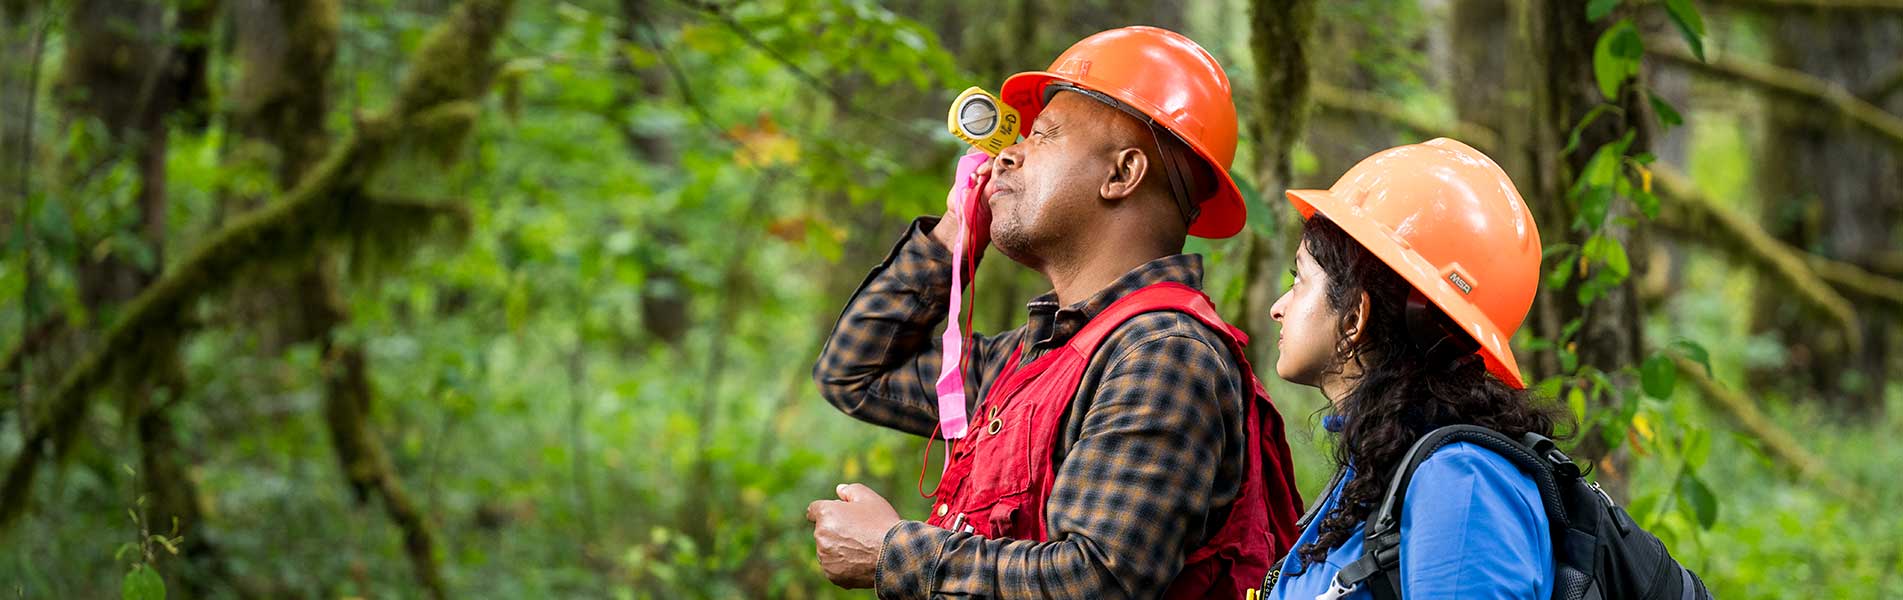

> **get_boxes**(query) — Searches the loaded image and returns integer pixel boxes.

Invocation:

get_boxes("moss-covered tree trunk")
[58,0,227,594]
[1,10,516,600]
[1238,0,1316,372]
[229,0,448,596]
[1520,0,1650,462]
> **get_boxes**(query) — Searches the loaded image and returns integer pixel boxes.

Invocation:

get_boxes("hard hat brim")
[1000,71,1247,239]
[1285,188,1528,389]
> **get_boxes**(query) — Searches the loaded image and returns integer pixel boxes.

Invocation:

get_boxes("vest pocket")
[937,397,1038,538]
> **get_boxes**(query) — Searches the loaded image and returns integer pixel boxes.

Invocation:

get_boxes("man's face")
[984,92,1128,267]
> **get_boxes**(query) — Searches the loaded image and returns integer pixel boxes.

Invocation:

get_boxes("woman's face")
[1270,241,1347,392]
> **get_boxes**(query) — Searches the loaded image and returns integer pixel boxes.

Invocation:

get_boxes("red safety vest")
[924,282,1304,598]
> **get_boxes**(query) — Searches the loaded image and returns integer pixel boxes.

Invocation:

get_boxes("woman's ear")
[1101,147,1148,201]
[1346,291,1373,345]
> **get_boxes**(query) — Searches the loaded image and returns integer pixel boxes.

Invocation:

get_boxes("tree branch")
[1648,41,1903,149]
[1676,357,1868,502]
[1808,254,1903,312]
[1310,82,1504,150]
[1651,164,1903,326]
[1649,165,1863,344]
[1863,61,1903,103]
[0,0,518,531]
[1694,0,1903,12]
[668,0,910,131]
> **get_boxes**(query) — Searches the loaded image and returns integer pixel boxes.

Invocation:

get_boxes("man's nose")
[996,143,1023,171]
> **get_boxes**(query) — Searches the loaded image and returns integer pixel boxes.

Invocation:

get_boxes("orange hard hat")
[999,26,1245,239]
[1284,138,1542,388]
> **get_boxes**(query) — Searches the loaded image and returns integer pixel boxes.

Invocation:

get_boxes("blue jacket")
[1266,442,1554,599]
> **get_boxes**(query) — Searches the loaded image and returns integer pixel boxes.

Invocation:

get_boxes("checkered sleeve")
[813,216,1015,437]
[874,323,1240,599]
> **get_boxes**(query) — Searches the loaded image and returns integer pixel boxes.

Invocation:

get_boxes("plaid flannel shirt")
[813,217,1248,599]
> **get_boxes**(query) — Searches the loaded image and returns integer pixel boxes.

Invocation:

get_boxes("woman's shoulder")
[1402,440,1547,527]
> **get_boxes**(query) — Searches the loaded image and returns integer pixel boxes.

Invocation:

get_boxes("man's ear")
[1101,147,1149,201]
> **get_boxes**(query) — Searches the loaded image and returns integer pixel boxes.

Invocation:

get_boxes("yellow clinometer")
[947,86,1021,156]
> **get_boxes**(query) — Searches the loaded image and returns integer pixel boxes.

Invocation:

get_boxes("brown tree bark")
[56,1,227,594]
[1237,0,1317,372]
[612,0,692,348]
[229,1,449,595]
[1519,0,1651,461]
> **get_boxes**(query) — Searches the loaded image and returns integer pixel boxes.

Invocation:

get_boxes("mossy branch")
[1675,357,1868,502]
[1649,42,1903,149]
[1649,165,1897,340]
[1695,0,1903,12]
[1310,82,1504,151]
[0,0,516,531]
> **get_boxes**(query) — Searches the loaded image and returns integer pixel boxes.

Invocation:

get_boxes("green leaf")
[1575,185,1615,231]
[1586,0,1621,20]
[1684,428,1712,468]
[123,564,165,600]
[1675,467,1719,529]
[1641,353,1677,399]
[1582,234,1630,279]
[1592,20,1645,100]
[1672,340,1713,377]
[1568,387,1588,424]
[1633,188,1660,219]
[1663,0,1707,62]
[1561,317,1586,342]
[1649,92,1684,129]
[1564,104,1616,155]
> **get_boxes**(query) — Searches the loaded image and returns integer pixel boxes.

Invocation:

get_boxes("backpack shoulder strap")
[1333,425,1573,600]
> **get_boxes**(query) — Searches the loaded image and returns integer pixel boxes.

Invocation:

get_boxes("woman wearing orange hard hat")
[1258,138,1565,599]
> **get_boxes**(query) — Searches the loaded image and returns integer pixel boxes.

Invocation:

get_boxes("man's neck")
[1043,238,1174,307]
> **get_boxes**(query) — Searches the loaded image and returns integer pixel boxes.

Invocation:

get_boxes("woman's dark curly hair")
[1295,215,1569,565]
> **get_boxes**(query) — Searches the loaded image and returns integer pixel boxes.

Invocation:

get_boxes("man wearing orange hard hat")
[806,27,1303,598]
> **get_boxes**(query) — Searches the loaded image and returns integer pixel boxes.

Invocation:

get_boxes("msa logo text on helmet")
[1447,271,1474,295]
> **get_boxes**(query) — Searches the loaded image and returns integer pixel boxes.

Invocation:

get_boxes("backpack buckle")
[1316,576,1358,600]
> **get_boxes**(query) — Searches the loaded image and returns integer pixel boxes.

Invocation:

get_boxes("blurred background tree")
[0,0,1899,597]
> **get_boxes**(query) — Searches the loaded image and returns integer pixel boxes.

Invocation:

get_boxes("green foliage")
[1,0,1892,598]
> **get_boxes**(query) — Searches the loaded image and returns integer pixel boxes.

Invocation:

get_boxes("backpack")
[1261,425,1715,600]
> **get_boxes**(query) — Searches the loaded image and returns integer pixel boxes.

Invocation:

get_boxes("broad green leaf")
[1633,188,1660,219]
[1641,353,1677,399]
[1684,428,1712,468]
[123,564,165,600]
[1583,234,1630,278]
[1576,183,1614,230]
[1592,20,1645,100]
[1675,468,1719,529]
[1586,0,1621,20]
[1649,92,1684,129]
[1664,0,1708,62]
[1672,340,1713,377]
[1564,104,1616,155]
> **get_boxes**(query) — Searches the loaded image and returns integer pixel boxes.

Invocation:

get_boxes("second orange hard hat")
[1285,138,1542,388]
